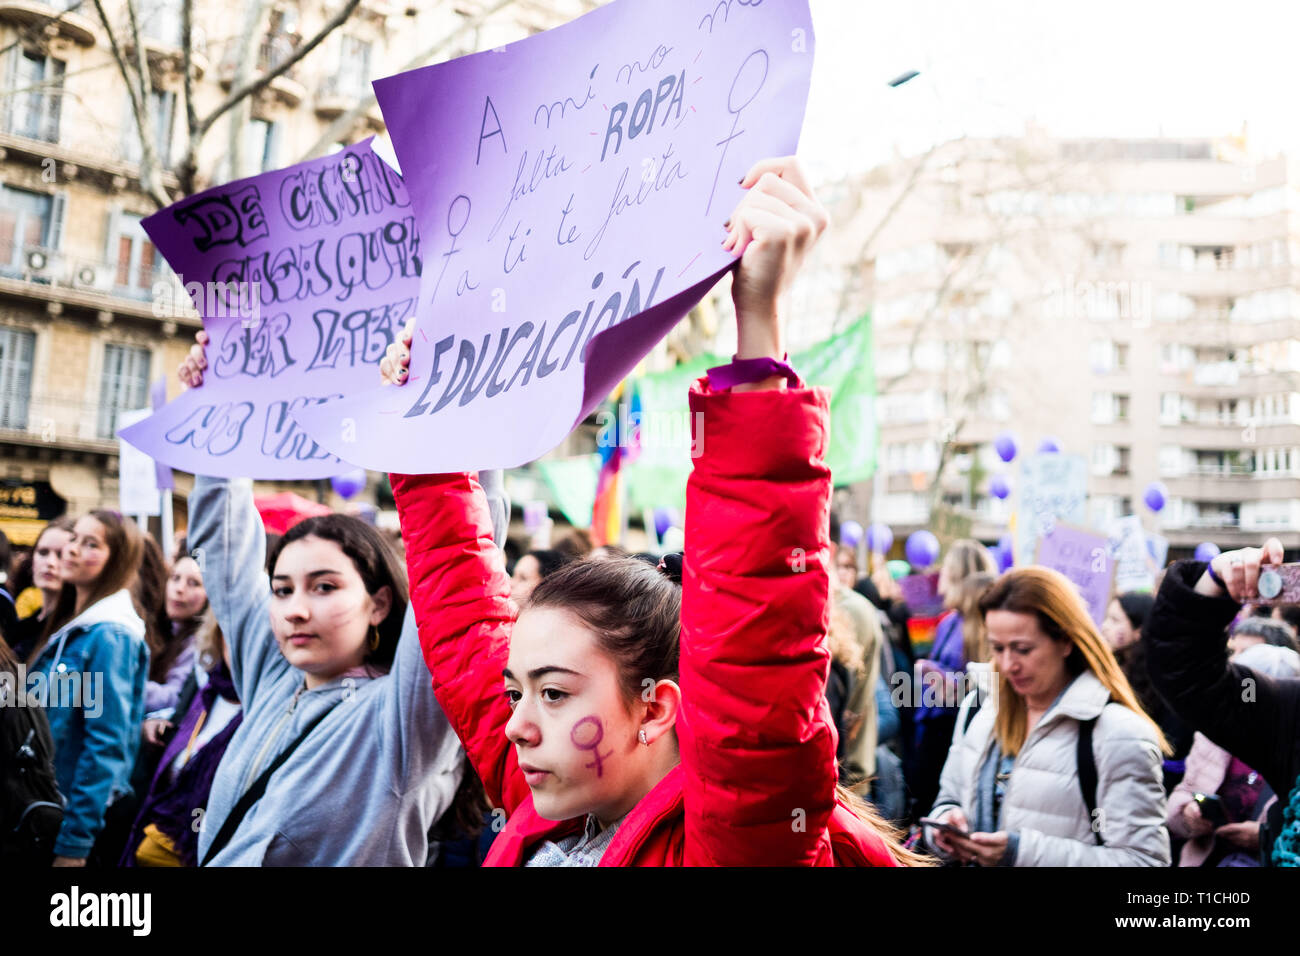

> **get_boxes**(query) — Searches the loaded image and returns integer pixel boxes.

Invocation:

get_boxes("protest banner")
[1110,514,1156,592]
[622,313,874,511]
[293,0,816,472]
[1014,452,1088,569]
[1034,522,1114,626]
[117,139,418,478]
[1146,531,1169,571]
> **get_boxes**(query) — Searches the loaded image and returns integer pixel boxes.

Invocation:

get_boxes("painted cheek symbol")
[570,715,614,778]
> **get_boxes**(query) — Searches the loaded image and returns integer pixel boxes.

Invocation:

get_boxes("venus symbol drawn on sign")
[706,48,768,216]
[570,715,613,777]
[430,194,475,306]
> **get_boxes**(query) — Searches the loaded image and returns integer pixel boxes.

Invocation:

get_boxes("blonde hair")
[955,571,998,665]
[193,609,226,673]
[828,604,866,678]
[978,567,1171,758]
[835,784,936,866]
[941,539,996,608]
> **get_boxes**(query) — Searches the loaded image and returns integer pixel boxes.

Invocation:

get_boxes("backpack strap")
[199,703,339,866]
[1077,715,1102,846]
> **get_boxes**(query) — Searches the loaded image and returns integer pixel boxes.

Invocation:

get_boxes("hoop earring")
[368,625,380,652]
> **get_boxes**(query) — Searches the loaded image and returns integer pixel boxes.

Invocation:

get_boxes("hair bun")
[655,552,683,585]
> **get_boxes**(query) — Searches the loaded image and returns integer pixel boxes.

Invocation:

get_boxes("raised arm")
[676,156,833,866]
[188,475,286,707]
[391,470,526,814]
[679,376,836,865]
[1145,556,1300,795]
[381,470,512,791]
[176,331,287,707]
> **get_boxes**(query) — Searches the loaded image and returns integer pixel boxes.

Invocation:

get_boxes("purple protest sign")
[149,377,175,490]
[117,139,419,478]
[1034,523,1114,627]
[293,0,815,472]
[898,572,941,616]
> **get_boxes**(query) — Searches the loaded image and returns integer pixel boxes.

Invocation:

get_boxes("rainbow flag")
[591,380,641,546]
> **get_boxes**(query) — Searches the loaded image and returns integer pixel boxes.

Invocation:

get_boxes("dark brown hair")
[266,514,409,670]
[526,556,680,706]
[30,511,144,663]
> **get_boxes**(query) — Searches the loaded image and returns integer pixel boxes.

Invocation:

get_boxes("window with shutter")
[97,344,151,439]
[0,326,36,430]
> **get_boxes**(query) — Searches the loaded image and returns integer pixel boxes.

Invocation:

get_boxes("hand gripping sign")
[118,138,418,479]
[292,0,816,473]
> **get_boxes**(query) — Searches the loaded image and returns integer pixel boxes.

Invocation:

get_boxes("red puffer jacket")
[392,378,899,866]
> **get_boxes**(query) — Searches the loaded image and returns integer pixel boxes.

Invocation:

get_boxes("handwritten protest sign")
[294,0,816,472]
[1014,452,1088,570]
[117,139,418,478]
[1035,523,1114,626]
[1109,514,1156,592]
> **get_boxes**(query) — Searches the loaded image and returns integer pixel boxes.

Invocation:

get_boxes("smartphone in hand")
[919,816,971,838]
[1193,792,1229,828]
[1249,563,1300,605]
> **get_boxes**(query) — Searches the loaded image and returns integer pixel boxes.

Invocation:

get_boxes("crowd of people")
[2,156,1298,868]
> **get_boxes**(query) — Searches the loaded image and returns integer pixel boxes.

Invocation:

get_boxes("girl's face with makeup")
[503,606,648,825]
[269,536,389,688]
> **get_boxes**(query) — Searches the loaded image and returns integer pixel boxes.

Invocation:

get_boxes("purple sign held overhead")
[117,139,419,479]
[293,0,816,473]
[1035,523,1114,627]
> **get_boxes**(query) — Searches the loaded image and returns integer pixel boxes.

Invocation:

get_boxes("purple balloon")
[905,530,940,569]
[995,544,1014,573]
[1194,542,1221,562]
[1037,437,1061,454]
[866,522,893,554]
[994,432,1017,463]
[1143,481,1167,513]
[651,506,674,540]
[840,519,864,549]
[330,468,366,500]
[989,475,1010,500]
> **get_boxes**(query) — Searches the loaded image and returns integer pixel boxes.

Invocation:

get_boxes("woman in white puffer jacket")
[924,567,1171,867]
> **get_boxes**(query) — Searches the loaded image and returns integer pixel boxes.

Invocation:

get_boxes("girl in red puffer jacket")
[382,157,925,866]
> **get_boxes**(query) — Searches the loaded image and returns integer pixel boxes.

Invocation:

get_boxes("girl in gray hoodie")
[186,469,507,866]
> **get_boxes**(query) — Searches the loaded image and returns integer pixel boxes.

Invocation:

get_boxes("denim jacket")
[28,588,148,858]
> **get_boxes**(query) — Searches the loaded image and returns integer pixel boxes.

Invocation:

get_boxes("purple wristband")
[707,355,799,390]
[1205,561,1228,593]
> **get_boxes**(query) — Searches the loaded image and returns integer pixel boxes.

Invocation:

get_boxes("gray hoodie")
[190,473,506,866]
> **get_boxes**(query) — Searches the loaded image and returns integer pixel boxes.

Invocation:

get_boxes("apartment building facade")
[790,130,1300,554]
[0,0,591,544]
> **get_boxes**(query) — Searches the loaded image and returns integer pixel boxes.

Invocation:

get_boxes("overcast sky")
[801,0,1300,180]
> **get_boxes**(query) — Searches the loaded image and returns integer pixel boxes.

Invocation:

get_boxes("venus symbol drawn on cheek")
[570,715,613,777]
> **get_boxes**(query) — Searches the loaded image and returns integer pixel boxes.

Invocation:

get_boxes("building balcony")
[1156,316,1300,348]
[219,34,306,108]
[0,389,125,458]
[0,126,181,190]
[1171,366,1300,397]
[0,0,97,45]
[1159,420,1300,448]
[314,76,381,124]
[0,244,200,326]
[1163,471,1300,502]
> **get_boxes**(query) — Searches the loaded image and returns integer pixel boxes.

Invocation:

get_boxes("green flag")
[625,314,876,511]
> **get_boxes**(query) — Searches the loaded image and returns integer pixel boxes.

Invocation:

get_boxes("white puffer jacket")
[926,670,1170,866]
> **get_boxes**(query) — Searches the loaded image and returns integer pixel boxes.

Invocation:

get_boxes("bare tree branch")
[91,0,170,207]
[196,0,362,139]
[300,0,519,160]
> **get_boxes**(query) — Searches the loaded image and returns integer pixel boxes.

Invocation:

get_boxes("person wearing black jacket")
[1144,539,1300,866]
